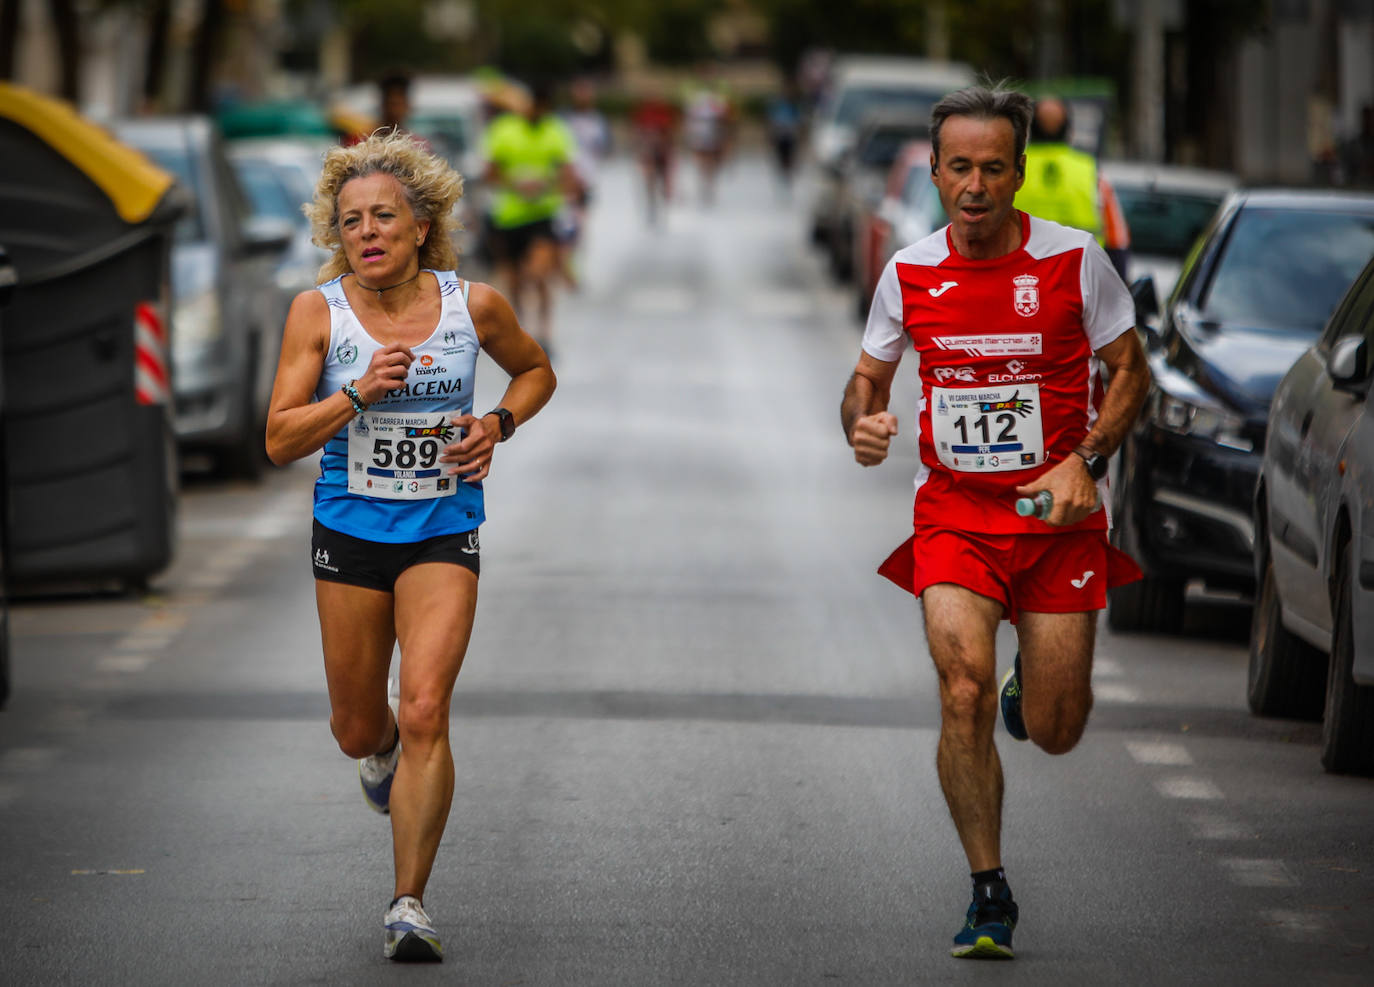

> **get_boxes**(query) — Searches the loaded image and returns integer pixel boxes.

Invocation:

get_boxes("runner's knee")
[939,667,997,724]
[1023,693,1091,755]
[331,707,391,759]
[397,692,449,749]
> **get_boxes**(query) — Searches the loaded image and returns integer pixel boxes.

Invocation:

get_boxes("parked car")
[823,112,930,283]
[111,116,291,478]
[1251,253,1374,773]
[1101,161,1237,296]
[807,56,972,246]
[859,140,943,318]
[227,137,332,298]
[1109,189,1374,634]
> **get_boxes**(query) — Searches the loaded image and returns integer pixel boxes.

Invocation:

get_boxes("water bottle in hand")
[1015,490,1053,520]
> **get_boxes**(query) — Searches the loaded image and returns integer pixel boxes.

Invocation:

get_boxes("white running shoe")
[358,689,400,814]
[383,895,443,961]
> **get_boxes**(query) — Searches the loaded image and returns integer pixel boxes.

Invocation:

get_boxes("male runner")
[840,84,1150,959]
[481,80,578,353]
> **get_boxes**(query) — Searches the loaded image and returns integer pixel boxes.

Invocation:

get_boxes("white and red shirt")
[862,211,1134,534]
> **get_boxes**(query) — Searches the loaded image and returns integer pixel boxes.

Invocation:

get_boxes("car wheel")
[828,224,853,283]
[0,602,9,710]
[1106,486,1185,633]
[219,344,264,481]
[1321,546,1374,774]
[1246,539,1325,720]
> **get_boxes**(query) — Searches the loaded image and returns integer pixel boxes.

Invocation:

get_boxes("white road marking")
[1186,811,1250,840]
[113,631,177,652]
[185,570,234,591]
[1125,740,1194,766]
[1093,656,1124,677]
[744,290,814,319]
[97,654,155,674]
[206,548,257,571]
[1,747,59,772]
[623,287,696,315]
[1154,776,1224,800]
[1221,858,1297,887]
[1094,681,1141,704]
[1260,909,1329,941]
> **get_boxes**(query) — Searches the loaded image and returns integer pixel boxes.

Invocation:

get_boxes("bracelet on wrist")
[341,380,368,414]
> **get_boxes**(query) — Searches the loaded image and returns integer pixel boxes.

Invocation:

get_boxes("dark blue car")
[1109,189,1374,634]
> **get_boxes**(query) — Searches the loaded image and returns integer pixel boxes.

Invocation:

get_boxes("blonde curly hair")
[306,130,464,283]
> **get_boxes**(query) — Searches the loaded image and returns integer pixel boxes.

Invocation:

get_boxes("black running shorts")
[486,217,557,266]
[311,520,480,591]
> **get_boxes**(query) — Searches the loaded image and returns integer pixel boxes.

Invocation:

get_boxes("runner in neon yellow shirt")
[481,80,579,354]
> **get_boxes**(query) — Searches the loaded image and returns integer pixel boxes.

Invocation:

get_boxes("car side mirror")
[241,216,294,258]
[1130,275,1159,324]
[1327,335,1368,391]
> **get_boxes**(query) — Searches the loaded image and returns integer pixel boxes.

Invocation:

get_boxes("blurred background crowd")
[2,0,1372,186]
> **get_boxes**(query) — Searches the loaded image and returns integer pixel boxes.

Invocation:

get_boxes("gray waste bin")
[0,243,13,704]
[0,83,183,591]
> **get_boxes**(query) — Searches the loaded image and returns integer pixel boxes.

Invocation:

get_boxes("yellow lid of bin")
[0,82,176,225]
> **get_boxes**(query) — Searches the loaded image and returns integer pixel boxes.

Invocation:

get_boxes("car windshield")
[834,87,939,127]
[410,114,468,154]
[232,158,300,226]
[1114,187,1223,257]
[858,127,927,167]
[138,145,206,243]
[1202,208,1374,334]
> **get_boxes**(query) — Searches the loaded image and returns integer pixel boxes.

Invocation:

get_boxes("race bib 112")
[930,383,1044,473]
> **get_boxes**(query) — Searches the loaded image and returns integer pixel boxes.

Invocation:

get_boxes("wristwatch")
[489,407,515,442]
[1073,444,1109,481]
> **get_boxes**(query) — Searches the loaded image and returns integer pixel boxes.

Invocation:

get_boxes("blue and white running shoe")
[951,883,1018,959]
[999,651,1029,742]
[384,895,443,962]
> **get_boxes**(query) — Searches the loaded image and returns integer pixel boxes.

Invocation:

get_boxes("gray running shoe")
[359,691,400,814]
[383,895,443,961]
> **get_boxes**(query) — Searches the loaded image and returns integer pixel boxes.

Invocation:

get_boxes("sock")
[971,867,1009,894]
[380,720,400,757]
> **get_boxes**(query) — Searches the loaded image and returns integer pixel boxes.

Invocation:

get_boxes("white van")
[809,56,976,168]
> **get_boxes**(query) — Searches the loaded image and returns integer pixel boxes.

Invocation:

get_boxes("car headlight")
[172,289,222,352]
[1152,391,1253,451]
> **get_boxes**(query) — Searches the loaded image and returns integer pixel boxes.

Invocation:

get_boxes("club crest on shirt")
[1012,274,1040,317]
[336,340,358,365]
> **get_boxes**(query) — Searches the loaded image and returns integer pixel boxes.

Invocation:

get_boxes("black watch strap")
[1073,444,1108,480]
[490,407,515,441]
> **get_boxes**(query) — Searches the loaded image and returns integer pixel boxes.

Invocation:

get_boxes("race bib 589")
[347,411,459,500]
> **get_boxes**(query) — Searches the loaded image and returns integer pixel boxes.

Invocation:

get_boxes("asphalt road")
[2,153,1371,986]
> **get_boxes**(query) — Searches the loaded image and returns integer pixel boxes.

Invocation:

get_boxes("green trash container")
[0,83,184,591]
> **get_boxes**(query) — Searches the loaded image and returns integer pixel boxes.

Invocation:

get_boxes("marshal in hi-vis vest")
[1016,142,1101,240]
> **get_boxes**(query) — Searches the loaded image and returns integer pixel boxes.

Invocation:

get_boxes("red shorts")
[877,525,1142,623]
